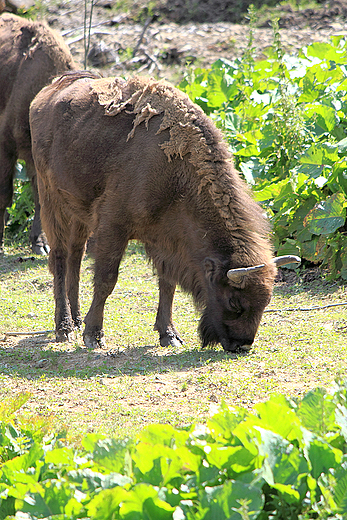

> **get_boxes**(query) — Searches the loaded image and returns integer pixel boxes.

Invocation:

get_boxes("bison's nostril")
[239,344,253,351]
[221,338,254,352]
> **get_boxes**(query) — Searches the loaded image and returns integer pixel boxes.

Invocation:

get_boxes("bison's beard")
[198,311,221,350]
[199,310,254,353]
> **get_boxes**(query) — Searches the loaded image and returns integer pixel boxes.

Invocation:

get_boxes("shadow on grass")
[0,251,49,277]
[0,332,247,380]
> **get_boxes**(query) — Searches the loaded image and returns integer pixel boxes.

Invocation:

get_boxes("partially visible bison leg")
[0,139,16,254]
[154,277,184,348]
[39,184,74,342]
[83,228,128,349]
[27,164,50,255]
[67,219,89,330]
[49,247,75,342]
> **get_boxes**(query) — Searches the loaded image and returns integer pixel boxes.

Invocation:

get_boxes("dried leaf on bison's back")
[303,193,346,235]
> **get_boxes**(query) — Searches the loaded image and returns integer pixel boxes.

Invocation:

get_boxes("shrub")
[1,382,347,519]
[180,20,347,279]
[5,162,34,246]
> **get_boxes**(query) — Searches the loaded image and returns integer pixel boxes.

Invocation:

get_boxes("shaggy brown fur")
[0,13,75,254]
[30,71,277,352]
[92,76,271,265]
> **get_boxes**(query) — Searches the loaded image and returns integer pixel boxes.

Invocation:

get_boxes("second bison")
[30,71,299,351]
[0,13,75,254]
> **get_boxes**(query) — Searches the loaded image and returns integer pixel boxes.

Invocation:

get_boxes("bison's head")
[199,255,300,352]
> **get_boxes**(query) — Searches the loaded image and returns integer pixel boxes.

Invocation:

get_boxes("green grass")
[1,243,347,440]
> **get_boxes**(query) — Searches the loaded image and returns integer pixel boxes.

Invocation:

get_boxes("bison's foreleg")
[154,277,184,348]
[66,220,89,330]
[83,231,128,349]
[27,163,49,255]
[0,139,16,254]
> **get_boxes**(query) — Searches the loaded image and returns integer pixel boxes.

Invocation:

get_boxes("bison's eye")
[229,299,243,317]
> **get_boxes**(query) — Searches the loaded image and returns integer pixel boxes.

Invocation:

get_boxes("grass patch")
[1,244,347,439]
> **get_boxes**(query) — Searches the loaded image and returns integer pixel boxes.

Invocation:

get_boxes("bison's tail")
[50,70,101,91]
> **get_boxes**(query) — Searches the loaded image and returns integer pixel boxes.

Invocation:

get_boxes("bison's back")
[0,13,75,156]
[30,74,189,234]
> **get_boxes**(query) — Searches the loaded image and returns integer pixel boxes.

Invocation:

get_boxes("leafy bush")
[1,382,347,519]
[5,162,34,245]
[180,21,347,279]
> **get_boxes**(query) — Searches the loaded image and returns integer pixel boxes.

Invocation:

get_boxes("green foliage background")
[8,16,347,279]
[180,21,347,279]
[1,382,347,519]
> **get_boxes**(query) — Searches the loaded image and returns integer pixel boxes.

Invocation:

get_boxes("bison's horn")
[227,264,265,283]
[273,255,301,267]
[227,255,301,283]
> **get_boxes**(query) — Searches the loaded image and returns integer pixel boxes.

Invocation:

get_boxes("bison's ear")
[203,257,220,284]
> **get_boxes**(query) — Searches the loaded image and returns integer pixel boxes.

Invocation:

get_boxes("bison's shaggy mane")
[0,13,73,68]
[91,76,271,264]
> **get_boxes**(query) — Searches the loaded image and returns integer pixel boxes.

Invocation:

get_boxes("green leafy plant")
[5,162,34,245]
[1,381,347,519]
[179,18,347,279]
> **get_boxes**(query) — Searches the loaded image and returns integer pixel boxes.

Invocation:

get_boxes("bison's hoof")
[73,318,83,331]
[83,332,106,349]
[32,243,50,255]
[56,329,75,342]
[160,332,184,349]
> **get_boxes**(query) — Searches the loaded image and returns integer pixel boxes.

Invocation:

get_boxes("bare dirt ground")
[40,0,347,80]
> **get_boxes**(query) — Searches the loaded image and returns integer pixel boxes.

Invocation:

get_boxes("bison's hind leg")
[0,137,17,254]
[40,191,78,343]
[27,162,50,255]
[66,220,89,331]
[49,245,75,343]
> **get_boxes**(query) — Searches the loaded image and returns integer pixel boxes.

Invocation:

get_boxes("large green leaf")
[304,104,338,133]
[204,444,256,474]
[308,440,342,479]
[300,143,339,169]
[254,428,308,504]
[122,484,175,520]
[306,41,347,63]
[253,397,304,444]
[87,486,127,520]
[300,236,328,263]
[297,388,337,436]
[336,160,347,197]
[90,437,130,473]
[303,192,346,235]
[207,403,247,442]
[197,479,264,520]
[332,463,347,514]
[19,480,86,517]
[45,447,75,466]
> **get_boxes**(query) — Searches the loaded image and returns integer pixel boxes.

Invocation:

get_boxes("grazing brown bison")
[0,13,75,254]
[30,71,300,352]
